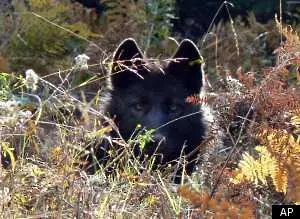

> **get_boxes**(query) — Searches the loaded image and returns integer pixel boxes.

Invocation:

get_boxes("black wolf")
[94,38,206,181]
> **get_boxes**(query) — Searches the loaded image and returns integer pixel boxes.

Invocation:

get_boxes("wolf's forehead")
[125,74,188,96]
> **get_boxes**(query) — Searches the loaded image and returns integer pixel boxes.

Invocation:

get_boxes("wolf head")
[105,38,206,167]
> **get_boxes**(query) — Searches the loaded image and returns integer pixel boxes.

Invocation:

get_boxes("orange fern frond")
[272,161,288,194]
[177,186,255,218]
[287,152,300,204]
[257,127,299,162]
[185,94,208,105]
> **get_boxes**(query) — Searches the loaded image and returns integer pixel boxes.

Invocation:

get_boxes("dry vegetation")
[1,0,300,218]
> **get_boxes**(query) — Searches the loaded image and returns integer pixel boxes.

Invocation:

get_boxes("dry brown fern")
[177,185,255,218]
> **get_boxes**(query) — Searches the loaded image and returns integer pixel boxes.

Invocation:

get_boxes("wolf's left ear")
[166,39,204,94]
[110,38,145,89]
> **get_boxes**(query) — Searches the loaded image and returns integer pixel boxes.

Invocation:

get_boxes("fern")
[232,111,300,198]
[177,185,255,218]
[231,146,284,189]
[258,127,300,164]
[287,152,300,204]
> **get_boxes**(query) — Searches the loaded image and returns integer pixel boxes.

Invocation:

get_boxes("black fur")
[94,38,206,182]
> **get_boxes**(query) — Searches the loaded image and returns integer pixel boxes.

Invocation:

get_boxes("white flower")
[19,110,32,118]
[75,54,90,70]
[25,69,39,91]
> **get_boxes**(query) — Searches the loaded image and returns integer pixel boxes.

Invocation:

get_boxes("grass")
[0,67,193,218]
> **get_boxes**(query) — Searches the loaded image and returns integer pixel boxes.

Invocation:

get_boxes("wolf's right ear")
[110,38,145,89]
[166,39,204,94]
